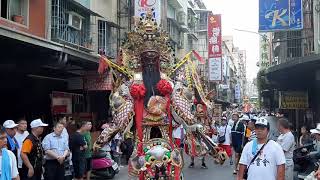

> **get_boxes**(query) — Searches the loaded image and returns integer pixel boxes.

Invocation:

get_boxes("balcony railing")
[51,0,92,52]
[271,32,314,66]
[196,23,207,31]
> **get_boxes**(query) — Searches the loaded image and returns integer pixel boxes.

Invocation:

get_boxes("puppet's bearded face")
[141,50,160,70]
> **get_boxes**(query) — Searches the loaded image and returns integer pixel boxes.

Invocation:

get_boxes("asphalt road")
[113,156,236,180]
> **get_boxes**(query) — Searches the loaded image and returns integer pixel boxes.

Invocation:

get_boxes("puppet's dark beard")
[143,64,160,106]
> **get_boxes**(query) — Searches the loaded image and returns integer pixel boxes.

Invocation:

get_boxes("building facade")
[261,0,320,129]
[0,0,109,122]
[0,0,248,121]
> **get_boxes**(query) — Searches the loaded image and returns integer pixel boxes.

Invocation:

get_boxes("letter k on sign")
[265,9,288,27]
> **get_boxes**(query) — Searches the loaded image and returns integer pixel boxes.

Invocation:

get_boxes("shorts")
[85,158,92,172]
[72,159,85,178]
[219,144,232,157]
[232,144,242,154]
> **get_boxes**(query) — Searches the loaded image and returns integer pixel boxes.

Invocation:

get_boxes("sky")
[202,0,260,80]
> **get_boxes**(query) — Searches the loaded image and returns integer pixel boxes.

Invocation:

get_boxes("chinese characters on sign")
[235,84,241,100]
[259,0,303,32]
[208,58,222,81]
[279,91,308,109]
[135,0,161,25]
[208,14,222,58]
[208,14,222,81]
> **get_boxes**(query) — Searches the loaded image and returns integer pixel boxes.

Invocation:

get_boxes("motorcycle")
[293,144,319,179]
[91,149,119,179]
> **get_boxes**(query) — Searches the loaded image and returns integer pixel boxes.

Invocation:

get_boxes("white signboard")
[208,57,222,81]
[135,0,161,25]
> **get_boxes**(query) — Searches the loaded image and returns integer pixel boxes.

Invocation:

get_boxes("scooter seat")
[92,158,113,170]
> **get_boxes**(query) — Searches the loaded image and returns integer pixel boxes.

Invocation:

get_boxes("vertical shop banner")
[259,0,303,31]
[208,14,222,82]
[208,14,222,58]
[135,0,161,25]
[235,84,241,100]
[208,57,222,81]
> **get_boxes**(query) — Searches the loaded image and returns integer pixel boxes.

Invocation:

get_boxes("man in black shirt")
[231,113,245,175]
[70,120,87,180]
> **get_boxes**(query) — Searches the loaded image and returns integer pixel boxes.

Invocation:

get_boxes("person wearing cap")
[241,115,251,146]
[3,120,19,160]
[14,117,29,175]
[230,112,246,174]
[20,119,48,180]
[217,117,232,159]
[238,117,285,180]
[277,118,295,180]
[309,124,320,159]
[0,125,19,179]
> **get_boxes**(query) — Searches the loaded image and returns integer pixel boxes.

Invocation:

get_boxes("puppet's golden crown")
[121,11,174,74]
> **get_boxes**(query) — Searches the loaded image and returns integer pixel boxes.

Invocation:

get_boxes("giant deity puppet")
[93,11,228,180]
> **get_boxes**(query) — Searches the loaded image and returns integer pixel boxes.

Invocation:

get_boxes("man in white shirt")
[217,117,232,158]
[277,118,295,180]
[238,117,285,180]
[14,118,29,175]
[42,122,70,180]
[173,125,186,148]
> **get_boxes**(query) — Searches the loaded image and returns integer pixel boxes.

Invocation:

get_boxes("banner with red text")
[208,14,222,58]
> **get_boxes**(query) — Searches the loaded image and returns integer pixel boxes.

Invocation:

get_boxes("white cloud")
[203,0,260,80]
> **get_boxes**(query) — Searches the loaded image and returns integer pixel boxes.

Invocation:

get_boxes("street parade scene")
[1,0,320,180]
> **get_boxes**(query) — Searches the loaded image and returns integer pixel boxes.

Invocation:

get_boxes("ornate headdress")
[121,11,174,76]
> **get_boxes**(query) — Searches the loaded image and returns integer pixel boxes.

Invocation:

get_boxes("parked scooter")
[293,144,319,179]
[92,149,119,179]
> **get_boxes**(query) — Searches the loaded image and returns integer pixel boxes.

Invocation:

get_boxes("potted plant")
[12,15,24,24]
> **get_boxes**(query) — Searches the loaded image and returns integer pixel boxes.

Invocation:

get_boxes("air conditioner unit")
[68,12,83,30]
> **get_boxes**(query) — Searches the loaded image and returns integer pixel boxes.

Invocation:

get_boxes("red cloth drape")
[130,84,146,180]
[97,55,109,74]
